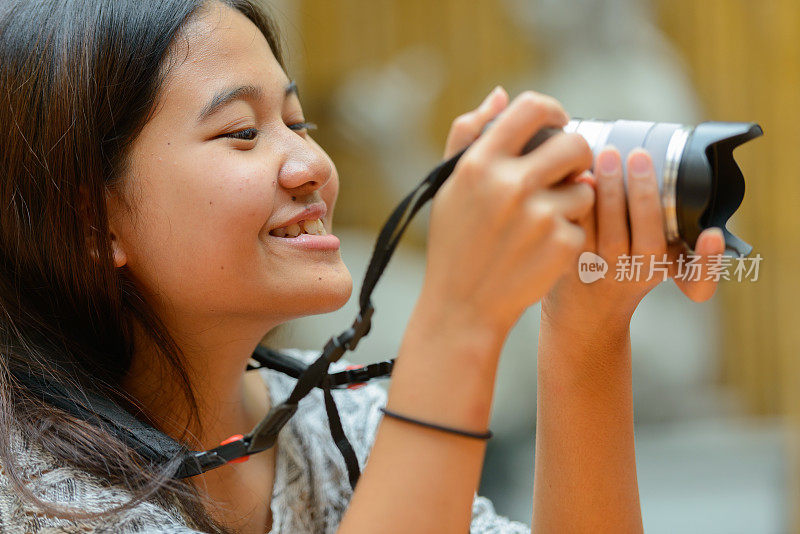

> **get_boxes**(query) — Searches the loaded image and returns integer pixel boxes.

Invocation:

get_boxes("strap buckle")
[323,304,374,364]
[329,359,394,389]
[246,402,298,452]
[346,304,374,351]
[175,435,251,478]
[342,365,369,389]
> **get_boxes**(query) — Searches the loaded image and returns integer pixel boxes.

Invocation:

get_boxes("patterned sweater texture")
[0,348,530,533]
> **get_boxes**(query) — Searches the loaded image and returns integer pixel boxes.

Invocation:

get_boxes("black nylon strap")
[247,345,394,389]
[322,376,361,489]
[180,139,515,478]
[327,360,394,388]
[10,367,186,469]
[358,148,467,311]
[248,344,308,378]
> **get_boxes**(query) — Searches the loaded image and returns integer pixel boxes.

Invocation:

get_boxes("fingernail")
[628,151,652,179]
[597,148,621,174]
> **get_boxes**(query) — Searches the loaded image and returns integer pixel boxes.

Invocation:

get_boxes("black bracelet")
[379,407,493,440]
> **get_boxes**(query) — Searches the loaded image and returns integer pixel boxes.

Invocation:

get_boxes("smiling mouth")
[269,218,326,238]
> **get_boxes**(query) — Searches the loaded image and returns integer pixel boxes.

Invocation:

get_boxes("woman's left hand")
[541,146,727,337]
[442,86,509,159]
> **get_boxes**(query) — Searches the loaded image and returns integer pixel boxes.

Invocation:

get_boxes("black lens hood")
[676,121,763,257]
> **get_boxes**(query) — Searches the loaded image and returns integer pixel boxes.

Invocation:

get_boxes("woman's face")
[108,2,352,328]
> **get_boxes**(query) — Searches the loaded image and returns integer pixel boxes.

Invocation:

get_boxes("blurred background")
[261,1,800,532]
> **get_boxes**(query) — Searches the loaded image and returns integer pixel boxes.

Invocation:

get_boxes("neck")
[122,311,277,450]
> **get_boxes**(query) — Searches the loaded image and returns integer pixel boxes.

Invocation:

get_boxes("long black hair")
[0,1,283,531]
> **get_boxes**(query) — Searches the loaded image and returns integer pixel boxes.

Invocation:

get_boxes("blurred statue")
[503,0,702,122]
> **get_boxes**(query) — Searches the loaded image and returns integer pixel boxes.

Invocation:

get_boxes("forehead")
[160,3,287,109]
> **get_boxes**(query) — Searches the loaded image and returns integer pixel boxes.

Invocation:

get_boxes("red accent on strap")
[345,365,366,390]
[219,434,250,464]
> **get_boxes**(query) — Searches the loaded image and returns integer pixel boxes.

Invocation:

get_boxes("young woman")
[0,0,725,532]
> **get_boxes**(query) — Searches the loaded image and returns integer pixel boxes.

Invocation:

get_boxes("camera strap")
[15,147,468,489]
[200,146,468,488]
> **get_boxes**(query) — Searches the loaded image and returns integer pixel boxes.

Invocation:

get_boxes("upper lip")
[270,202,328,232]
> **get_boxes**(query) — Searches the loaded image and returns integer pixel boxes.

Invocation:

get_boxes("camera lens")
[520,119,763,256]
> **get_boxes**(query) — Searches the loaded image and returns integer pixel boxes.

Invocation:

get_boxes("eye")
[223,128,260,141]
[288,121,318,134]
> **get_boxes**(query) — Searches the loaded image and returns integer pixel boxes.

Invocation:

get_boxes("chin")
[298,263,353,316]
[326,266,354,311]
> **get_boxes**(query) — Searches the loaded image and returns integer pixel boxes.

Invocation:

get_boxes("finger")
[536,180,595,223]
[523,215,587,282]
[549,216,588,268]
[578,185,598,253]
[473,91,570,157]
[626,149,667,255]
[516,132,594,190]
[595,146,630,259]
[673,227,726,302]
[573,170,598,252]
[444,86,509,159]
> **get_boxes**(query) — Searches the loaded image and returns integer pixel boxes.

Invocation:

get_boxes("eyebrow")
[197,80,299,123]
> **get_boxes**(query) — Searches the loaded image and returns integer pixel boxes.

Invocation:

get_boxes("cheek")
[196,163,275,245]
[126,153,276,290]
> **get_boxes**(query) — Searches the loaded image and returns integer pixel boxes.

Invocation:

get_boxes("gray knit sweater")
[0,348,530,533]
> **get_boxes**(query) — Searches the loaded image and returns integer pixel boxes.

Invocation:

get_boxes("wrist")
[541,292,635,342]
[389,294,504,437]
[538,305,633,381]
[408,287,509,362]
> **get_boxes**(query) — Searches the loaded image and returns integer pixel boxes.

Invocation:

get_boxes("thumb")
[443,86,509,159]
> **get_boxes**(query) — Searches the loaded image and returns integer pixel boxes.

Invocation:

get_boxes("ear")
[84,184,129,268]
[104,192,129,269]
[109,230,128,268]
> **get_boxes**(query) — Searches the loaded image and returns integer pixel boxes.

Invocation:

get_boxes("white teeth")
[270,218,325,238]
[300,219,317,235]
[285,223,301,238]
[302,218,325,235]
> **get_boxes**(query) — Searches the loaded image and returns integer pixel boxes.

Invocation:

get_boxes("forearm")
[532,316,643,534]
[338,296,507,533]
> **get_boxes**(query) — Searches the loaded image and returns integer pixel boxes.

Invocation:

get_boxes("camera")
[522,119,763,256]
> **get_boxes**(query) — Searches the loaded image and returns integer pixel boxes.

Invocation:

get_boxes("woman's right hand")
[420,88,596,339]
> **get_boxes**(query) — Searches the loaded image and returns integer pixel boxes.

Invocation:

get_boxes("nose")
[277,141,333,198]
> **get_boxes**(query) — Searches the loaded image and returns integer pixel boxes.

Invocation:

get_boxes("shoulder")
[0,426,200,533]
